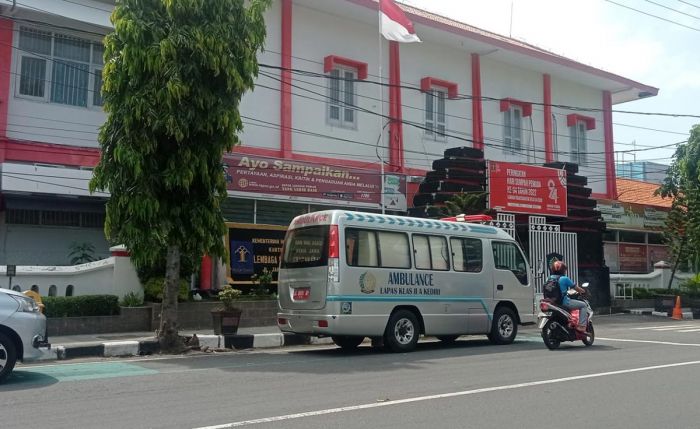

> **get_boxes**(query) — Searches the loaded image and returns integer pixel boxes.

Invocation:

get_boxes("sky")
[406,0,700,167]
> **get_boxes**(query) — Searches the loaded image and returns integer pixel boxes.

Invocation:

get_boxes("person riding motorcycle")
[550,260,587,332]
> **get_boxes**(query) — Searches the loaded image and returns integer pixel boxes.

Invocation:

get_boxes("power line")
[677,0,700,11]
[2,13,697,120]
[259,69,677,150]
[604,0,700,31]
[643,0,700,20]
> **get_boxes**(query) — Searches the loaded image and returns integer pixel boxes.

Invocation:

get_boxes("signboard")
[598,200,668,230]
[619,243,648,273]
[6,265,16,277]
[488,161,567,217]
[226,223,286,284]
[223,153,407,210]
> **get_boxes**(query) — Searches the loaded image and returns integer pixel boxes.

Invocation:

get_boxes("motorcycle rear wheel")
[582,322,595,346]
[541,320,561,350]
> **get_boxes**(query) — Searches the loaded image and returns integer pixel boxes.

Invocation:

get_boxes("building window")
[503,106,523,152]
[48,285,57,296]
[17,26,104,108]
[425,89,446,141]
[66,285,74,297]
[570,121,588,166]
[328,67,356,128]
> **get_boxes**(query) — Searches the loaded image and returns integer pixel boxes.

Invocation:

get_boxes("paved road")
[2,314,700,429]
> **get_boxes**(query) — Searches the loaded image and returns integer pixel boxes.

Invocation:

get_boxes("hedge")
[43,295,120,318]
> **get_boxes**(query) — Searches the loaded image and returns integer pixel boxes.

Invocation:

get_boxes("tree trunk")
[158,244,184,352]
[668,238,686,290]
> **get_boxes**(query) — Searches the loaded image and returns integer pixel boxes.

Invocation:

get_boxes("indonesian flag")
[380,0,421,43]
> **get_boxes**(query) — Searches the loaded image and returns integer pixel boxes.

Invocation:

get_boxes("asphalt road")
[2,314,700,429]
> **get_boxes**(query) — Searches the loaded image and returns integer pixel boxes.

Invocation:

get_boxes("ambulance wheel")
[332,336,364,350]
[384,310,420,353]
[489,307,517,345]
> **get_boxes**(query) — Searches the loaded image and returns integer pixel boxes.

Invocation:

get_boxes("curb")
[43,333,331,362]
[628,308,694,320]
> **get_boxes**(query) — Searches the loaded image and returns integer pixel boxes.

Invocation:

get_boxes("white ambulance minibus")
[277,210,534,352]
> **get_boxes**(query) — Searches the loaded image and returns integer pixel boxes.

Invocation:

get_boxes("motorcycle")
[538,283,594,350]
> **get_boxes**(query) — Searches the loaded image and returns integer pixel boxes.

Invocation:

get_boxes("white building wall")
[400,41,472,171]
[7,19,106,148]
[238,3,282,151]
[551,77,606,194]
[480,56,545,166]
[290,3,385,165]
[0,251,142,299]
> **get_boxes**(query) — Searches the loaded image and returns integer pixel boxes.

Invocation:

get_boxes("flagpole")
[378,0,386,215]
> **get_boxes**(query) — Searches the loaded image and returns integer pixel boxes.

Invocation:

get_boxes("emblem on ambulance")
[359,272,376,294]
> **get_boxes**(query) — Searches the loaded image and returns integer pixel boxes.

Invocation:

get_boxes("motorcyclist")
[550,261,587,332]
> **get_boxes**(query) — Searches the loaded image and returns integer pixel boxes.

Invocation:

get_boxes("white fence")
[0,246,142,299]
[610,261,694,299]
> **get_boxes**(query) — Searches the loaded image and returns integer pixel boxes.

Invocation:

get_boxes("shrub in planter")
[144,277,190,302]
[211,286,243,335]
[121,291,144,307]
[44,295,120,318]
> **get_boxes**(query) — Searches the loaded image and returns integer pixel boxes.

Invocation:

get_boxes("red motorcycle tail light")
[540,301,549,311]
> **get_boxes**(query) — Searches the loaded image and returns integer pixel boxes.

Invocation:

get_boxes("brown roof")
[616,178,672,208]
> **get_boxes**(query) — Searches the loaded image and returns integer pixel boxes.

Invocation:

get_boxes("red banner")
[223,153,406,210]
[488,161,567,217]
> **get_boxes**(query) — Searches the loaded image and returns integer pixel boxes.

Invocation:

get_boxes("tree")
[90,0,271,351]
[656,124,700,287]
[440,192,488,217]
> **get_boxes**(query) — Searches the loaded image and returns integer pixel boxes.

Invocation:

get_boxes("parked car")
[0,288,50,383]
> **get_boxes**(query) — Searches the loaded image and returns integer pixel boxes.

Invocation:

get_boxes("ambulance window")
[451,237,483,272]
[413,235,450,271]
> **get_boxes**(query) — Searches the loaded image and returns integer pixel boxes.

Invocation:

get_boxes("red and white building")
[0,0,658,267]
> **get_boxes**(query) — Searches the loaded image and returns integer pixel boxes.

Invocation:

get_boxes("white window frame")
[570,121,588,166]
[14,25,105,110]
[503,106,523,153]
[327,65,357,129]
[424,88,447,142]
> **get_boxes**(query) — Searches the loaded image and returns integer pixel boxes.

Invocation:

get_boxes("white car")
[0,288,50,382]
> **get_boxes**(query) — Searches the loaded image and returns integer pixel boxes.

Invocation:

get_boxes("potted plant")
[250,267,273,296]
[211,285,243,335]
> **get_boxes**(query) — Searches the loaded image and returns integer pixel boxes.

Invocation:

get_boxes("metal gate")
[528,216,578,293]
[488,213,515,238]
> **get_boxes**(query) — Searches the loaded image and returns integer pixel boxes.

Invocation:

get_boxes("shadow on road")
[0,370,59,391]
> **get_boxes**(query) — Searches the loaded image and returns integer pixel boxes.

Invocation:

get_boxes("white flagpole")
[378,1,386,214]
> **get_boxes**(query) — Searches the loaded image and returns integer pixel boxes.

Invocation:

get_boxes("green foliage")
[218,285,243,310]
[89,0,272,270]
[136,250,199,284]
[682,274,700,296]
[68,241,97,265]
[656,124,700,276]
[250,267,273,295]
[144,277,190,302]
[440,192,488,217]
[120,291,144,307]
[43,295,120,318]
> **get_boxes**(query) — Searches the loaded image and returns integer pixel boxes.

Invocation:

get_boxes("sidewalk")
[38,325,333,362]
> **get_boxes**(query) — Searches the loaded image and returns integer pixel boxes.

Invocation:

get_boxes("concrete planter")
[47,306,152,336]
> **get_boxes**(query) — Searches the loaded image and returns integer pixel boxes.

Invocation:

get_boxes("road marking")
[632,324,697,330]
[677,328,700,333]
[193,360,700,429]
[11,362,158,382]
[598,337,700,347]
